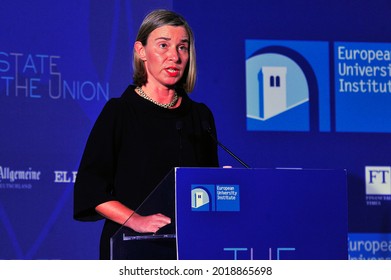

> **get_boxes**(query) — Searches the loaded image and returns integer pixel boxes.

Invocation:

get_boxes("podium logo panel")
[191,184,240,212]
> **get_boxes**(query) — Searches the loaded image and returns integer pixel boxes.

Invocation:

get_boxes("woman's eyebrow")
[154,37,189,43]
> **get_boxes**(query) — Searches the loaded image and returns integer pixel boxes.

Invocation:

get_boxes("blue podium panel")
[175,168,348,260]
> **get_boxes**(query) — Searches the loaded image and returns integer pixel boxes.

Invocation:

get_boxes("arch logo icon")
[245,40,330,132]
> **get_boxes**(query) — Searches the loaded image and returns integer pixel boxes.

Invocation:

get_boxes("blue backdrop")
[1,0,391,259]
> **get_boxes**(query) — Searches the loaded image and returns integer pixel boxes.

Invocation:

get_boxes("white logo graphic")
[246,54,309,121]
[365,166,391,195]
[191,188,210,209]
[260,67,287,120]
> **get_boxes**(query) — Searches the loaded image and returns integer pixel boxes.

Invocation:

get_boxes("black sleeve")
[73,98,122,221]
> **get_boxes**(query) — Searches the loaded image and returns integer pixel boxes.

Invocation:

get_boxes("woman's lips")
[165,67,180,77]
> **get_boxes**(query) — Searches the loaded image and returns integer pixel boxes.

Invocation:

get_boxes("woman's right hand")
[126,212,171,233]
[95,200,171,234]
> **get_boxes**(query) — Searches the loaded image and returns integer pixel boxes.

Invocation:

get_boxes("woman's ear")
[134,41,146,61]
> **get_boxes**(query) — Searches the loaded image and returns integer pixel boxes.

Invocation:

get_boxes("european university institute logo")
[246,40,391,133]
[245,40,330,132]
[191,184,240,212]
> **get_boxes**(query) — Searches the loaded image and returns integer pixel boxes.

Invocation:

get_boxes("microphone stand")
[206,127,250,169]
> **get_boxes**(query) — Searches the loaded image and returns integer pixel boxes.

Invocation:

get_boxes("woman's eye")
[179,45,188,52]
[159,43,168,48]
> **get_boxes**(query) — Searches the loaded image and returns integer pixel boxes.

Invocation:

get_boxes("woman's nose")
[168,47,180,62]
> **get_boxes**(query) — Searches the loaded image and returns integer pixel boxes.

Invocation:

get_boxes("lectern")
[110,167,348,260]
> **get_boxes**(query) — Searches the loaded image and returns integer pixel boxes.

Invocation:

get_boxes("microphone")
[176,120,184,165]
[176,120,184,131]
[202,121,250,169]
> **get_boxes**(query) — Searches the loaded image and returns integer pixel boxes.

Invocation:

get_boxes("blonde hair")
[132,9,196,93]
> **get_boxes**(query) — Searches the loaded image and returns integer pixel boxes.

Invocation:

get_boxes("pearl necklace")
[135,87,178,108]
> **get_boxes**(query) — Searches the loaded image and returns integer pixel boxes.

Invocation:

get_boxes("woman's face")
[137,25,190,89]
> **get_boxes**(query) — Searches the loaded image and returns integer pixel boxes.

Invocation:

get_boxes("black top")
[73,85,219,259]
